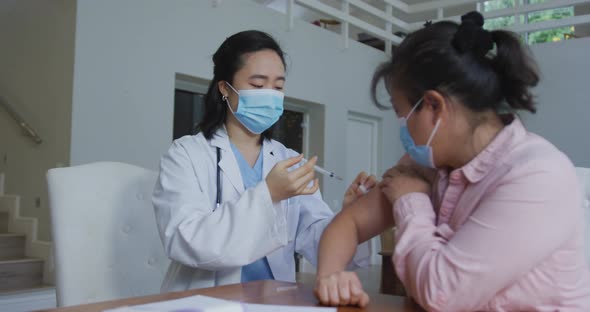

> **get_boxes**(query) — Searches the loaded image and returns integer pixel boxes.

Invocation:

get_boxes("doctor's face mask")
[222,49,286,134]
[224,82,284,134]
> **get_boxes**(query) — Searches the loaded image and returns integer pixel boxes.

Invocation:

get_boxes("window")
[173,89,204,140]
[482,0,575,44]
[527,4,575,44]
[272,110,305,153]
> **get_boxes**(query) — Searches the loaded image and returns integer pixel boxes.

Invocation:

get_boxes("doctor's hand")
[266,154,320,203]
[314,271,370,307]
[342,171,378,208]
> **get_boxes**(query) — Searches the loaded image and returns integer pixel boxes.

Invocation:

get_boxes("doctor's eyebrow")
[249,74,286,81]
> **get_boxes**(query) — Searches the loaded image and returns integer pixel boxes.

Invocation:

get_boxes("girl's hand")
[380,165,431,204]
[314,271,370,307]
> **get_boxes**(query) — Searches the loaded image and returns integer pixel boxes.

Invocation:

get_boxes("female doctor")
[153,30,371,292]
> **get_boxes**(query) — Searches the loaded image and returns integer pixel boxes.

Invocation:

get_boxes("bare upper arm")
[338,186,395,244]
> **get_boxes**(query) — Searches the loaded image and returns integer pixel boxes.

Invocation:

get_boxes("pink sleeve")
[392,169,580,311]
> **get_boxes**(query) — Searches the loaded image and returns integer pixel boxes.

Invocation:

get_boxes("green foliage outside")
[482,0,575,44]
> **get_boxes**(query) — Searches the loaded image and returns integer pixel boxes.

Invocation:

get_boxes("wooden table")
[39,280,423,312]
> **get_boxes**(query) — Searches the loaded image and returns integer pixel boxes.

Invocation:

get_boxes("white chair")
[576,167,590,263]
[47,162,170,307]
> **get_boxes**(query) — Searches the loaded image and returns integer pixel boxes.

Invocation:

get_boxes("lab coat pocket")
[286,198,298,243]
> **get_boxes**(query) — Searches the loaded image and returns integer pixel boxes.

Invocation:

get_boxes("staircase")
[0,216,44,292]
[0,173,56,311]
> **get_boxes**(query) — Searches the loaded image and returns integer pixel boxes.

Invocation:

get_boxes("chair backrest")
[47,162,169,307]
[576,167,590,263]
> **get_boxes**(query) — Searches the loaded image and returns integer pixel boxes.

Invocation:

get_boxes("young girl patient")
[314,11,590,311]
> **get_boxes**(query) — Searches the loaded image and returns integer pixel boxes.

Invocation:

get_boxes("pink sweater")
[393,118,590,311]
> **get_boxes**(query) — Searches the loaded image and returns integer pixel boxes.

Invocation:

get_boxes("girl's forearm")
[317,209,359,277]
[317,188,394,276]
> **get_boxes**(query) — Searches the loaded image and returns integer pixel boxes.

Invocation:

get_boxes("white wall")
[1,0,587,245]
[0,0,76,241]
[522,37,590,168]
[70,0,399,210]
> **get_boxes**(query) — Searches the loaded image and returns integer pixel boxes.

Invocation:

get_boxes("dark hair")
[372,11,539,115]
[199,30,287,140]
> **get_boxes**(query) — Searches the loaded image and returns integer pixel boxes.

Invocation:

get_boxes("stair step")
[0,283,54,295]
[0,233,25,260]
[0,211,8,233]
[0,258,43,291]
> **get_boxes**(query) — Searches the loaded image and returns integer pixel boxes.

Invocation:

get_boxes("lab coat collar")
[209,126,281,195]
[209,125,231,151]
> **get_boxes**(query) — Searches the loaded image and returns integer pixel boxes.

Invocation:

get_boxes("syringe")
[301,158,343,181]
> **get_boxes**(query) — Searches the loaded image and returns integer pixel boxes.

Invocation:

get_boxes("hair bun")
[452,11,493,57]
[462,11,485,27]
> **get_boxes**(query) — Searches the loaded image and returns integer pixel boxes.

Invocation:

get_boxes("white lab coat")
[153,127,369,292]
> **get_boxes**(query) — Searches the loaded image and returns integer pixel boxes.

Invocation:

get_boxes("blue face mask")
[225,82,284,134]
[399,98,442,168]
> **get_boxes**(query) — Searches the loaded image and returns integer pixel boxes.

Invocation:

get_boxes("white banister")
[296,0,404,45]
[382,0,408,13]
[287,0,295,31]
[385,3,393,56]
[409,0,487,13]
[349,0,409,30]
[282,0,589,54]
[342,0,350,49]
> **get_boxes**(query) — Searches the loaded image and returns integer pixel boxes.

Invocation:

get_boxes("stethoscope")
[215,147,221,211]
[214,146,274,212]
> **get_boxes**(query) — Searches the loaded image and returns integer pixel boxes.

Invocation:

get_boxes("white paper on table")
[103,295,243,312]
[103,295,337,312]
[243,303,337,312]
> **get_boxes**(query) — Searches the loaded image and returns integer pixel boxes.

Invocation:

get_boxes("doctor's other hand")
[342,171,378,208]
[314,271,370,307]
[266,154,319,203]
